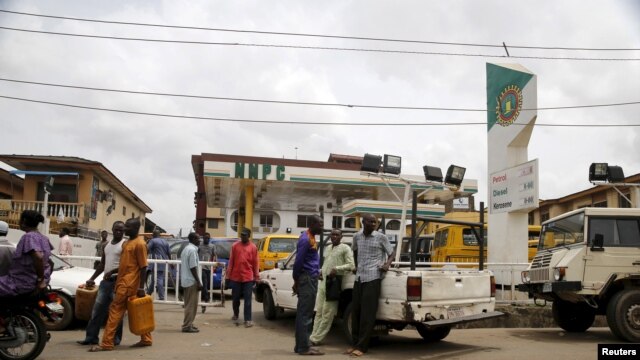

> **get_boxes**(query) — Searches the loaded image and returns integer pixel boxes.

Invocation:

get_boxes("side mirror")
[277,261,285,270]
[591,233,604,252]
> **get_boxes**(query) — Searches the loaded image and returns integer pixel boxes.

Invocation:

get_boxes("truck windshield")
[539,212,585,250]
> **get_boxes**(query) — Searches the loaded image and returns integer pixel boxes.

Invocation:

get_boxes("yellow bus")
[431,225,541,266]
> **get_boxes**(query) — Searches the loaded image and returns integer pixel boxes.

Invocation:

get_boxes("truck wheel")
[416,324,451,342]
[606,289,640,342]
[552,299,595,332]
[263,290,277,320]
[340,302,353,344]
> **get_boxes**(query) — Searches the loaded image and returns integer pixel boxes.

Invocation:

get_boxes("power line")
[0,26,638,62]
[1,77,638,112]
[1,9,638,51]
[1,94,639,127]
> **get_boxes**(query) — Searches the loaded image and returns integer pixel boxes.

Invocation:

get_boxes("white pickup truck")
[255,237,502,342]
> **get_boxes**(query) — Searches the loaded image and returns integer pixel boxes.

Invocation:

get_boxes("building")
[0,155,152,239]
[528,173,640,225]
[191,152,478,239]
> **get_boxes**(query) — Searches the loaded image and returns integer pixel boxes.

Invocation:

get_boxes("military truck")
[519,207,640,342]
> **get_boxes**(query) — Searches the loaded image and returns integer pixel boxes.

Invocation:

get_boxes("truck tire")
[606,289,640,342]
[416,324,451,342]
[552,299,595,332]
[340,302,353,344]
[263,290,277,320]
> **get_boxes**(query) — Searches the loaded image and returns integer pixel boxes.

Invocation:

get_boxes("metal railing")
[60,256,228,308]
[0,199,84,228]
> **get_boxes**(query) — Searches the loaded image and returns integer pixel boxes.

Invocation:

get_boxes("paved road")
[38,301,622,360]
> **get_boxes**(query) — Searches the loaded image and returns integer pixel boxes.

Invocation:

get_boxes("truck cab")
[519,207,640,342]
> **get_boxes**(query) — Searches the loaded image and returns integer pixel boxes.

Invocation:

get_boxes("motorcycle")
[0,288,62,360]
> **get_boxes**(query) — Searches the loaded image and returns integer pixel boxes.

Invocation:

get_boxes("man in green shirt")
[309,229,354,345]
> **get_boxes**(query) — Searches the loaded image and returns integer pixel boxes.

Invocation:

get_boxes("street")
[37,301,622,360]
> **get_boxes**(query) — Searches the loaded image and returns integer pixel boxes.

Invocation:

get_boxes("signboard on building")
[489,159,539,214]
[452,197,469,210]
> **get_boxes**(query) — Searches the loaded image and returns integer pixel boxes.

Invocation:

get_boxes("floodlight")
[361,154,382,173]
[423,165,443,182]
[383,154,402,175]
[589,163,609,182]
[607,166,625,183]
[445,165,466,186]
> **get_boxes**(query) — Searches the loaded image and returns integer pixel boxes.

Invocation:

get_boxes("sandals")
[298,348,324,356]
[88,345,112,352]
[350,349,365,357]
[130,341,152,347]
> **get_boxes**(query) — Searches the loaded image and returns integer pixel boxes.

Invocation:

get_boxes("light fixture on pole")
[589,163,625,183]
[361,154,382,173]
[382,154,402,175]
[445,165,466,187]
[422,166,443,183]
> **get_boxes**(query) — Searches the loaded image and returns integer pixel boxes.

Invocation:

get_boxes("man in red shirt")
[225,228,259,328]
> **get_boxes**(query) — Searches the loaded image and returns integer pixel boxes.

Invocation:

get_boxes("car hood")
[50,266,103,297]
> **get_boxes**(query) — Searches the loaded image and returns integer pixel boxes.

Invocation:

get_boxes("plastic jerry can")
[75,285,98,321]
[127,295,155,335]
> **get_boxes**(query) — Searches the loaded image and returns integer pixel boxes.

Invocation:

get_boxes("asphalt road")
[37,301,623,360]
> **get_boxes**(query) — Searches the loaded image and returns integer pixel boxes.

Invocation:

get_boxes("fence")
[60,256,228,308]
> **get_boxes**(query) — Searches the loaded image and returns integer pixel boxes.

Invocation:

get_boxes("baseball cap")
[0,221,8,234]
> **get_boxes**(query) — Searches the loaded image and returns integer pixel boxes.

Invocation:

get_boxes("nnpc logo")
[495,85,523,127]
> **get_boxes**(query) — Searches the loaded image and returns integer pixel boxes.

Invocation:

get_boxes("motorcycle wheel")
[0,310,47,360]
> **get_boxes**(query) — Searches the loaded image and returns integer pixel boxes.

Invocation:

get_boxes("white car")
[48,253,103,330]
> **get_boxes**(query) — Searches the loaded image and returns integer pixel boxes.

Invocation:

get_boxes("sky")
[0,0,638,234]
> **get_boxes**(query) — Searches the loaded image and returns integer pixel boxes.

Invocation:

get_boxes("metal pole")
[479,202,485,271]
[42,183,50,235]
[410,190,417,270]
[394,182,412,266]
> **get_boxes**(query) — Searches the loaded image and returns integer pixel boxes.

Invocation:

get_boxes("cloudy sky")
[1,0,638,234]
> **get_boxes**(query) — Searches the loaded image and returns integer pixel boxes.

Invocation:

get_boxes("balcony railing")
[0,199,85,233]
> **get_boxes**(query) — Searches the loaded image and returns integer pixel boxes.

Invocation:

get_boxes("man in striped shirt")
[347,213,395,357]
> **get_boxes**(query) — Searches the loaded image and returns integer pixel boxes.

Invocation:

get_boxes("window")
[619,193,632,208]
[207,219,219,229]
[593,200,608,208]
[260,214,273,227]
[344,218,356,229]
[589,217,640,247]
[541,212,550,223]
[131,212,135,219]
[386,220,401,231]
[297,215,313,228]
[462,228,488,246]
[332,216,342,229]
[230,211,239,231]
[122,206,127,216]
[37,183,77,202]
[268,238,297,252]
[528,212,534,225]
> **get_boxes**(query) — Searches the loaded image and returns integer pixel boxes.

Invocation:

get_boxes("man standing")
[198,232,216,313]
[94,230,109,270]
[292,215,324,356]
[0,221,14,276]
[77,221,125,346]
[181,232,203,333]
[146,230,170,300]
[309,229,354,345]
[89,217,152,352]
[226,228,259,328]
[347,213,395,357]
[58,227,73,256]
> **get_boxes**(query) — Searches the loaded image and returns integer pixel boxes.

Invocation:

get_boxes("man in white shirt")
[58,227,73,256]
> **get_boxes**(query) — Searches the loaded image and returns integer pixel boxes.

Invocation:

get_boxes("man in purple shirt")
[292,214,324,356]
